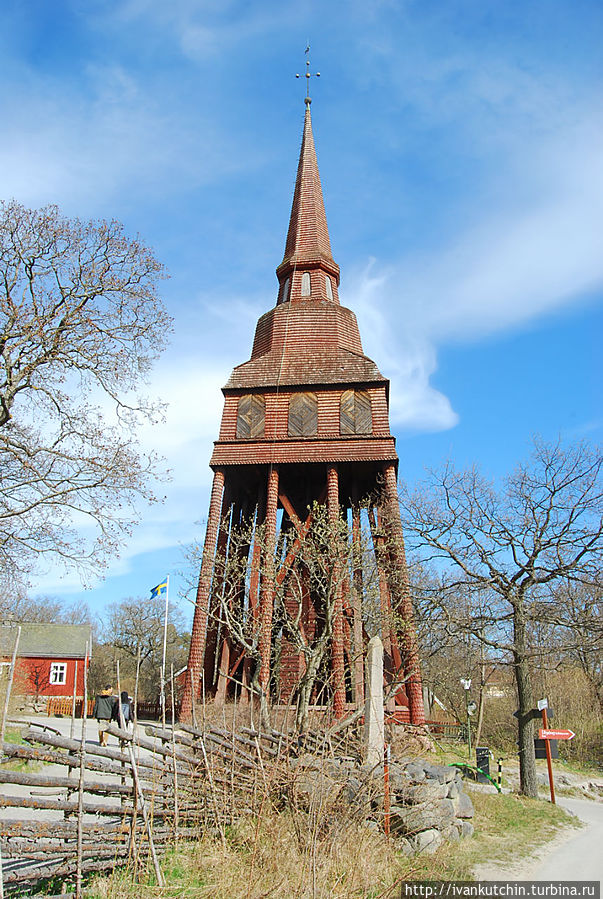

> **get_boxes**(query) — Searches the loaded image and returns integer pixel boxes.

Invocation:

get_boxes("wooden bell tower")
[180,95,425,726]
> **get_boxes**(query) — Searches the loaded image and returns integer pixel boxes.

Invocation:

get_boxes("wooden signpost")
[513,700,574,803]
[536,699,575,805]
[539,702,556,804]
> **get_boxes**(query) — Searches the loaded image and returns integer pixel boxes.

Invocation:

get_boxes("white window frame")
[325,275,333,300]
[49,662,67,685]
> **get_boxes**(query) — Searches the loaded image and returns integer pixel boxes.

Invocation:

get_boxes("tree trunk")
[513,602,538,798]
[296,678,313,734]
[249,667,271,732]
[473,634,486,748]
[295,649,325,733]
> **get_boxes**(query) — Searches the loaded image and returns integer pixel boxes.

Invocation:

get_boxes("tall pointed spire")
[276,102,340,305]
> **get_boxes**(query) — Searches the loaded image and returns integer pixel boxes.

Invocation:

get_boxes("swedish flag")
[150,580,168,598]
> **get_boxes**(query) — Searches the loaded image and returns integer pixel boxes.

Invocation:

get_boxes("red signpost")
[540,706,556,804]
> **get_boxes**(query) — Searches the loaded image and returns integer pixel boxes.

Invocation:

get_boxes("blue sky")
[3,0,601,624]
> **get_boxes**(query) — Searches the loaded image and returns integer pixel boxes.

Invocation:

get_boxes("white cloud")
[344,264,459,432]
[0,61,244,212]
[411,139,603,342]
[136,356,224,486]
[343,107,603,432]
[98,0,304,62]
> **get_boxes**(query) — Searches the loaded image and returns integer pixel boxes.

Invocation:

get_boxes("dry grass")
[86,785,576,899]
[89,807,405,898]
[80,705,580,897]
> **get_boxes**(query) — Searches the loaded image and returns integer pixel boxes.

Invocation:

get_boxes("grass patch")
[0,756,46,773]
[1,725,50,772]
[2,726,27,745]
[85,790,578,898]
[428,737,602,790]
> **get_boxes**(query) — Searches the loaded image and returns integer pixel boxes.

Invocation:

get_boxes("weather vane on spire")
[296,44,320,105]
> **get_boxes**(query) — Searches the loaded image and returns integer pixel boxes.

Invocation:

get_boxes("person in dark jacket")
[93,685,116,746]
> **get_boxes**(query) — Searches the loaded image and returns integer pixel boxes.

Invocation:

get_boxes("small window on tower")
[301,272,311,297]
[236,394,265,439]
[325,275,333,300]
[340,390,372,435]
[281,277,290,302]
[288,392,318,437]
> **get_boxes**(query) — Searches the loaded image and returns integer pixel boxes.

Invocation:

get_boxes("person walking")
[93,685,116,746]
[112,690,132,729]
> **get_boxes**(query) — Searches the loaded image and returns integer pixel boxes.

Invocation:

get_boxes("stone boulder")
[452,790,475,819]
[410,828,443,854]
[397,782,449,804]
[294,747,477,856]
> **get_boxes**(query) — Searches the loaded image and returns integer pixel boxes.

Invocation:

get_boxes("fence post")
[75,641,89,899]
[1,626,21,745]
[383,742,391,838]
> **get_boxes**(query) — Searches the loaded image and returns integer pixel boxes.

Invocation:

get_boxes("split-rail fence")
[0,717,345,895]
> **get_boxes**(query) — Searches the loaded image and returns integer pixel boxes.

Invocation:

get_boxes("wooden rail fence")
[45,698,170,720]
[0,716,359,894]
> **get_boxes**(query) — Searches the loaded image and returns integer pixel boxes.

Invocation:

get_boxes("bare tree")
[0,571,94,627]
[545,579,603,711]
[276,503,361,732]
[400,438,603,798]
[104,595,187,700]
[0,200,171,580]
[184,501,399,733]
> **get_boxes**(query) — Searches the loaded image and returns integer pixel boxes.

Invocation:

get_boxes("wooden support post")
[0,625,20,745]
[384,742,391,838]
[374,505,407,707]
[259,466,279,694]
[214,638,231,707]
[75,640,89,899]
[204,491,233,692]
[351,504,365,708]
[382,464,425,726]
[170,664,179,839]
[249,492,266,620]
[180,468,225,722]
[369,507,394,658]
[328,464,345,719]
[214,498,246,704]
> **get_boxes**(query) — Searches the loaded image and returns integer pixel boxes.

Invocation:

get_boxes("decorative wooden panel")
[355,391,372,433]
[236,394,265,438]
[288,392,318,437]
[340,390,372,435]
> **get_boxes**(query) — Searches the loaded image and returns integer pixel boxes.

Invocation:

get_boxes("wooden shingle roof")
[277,103,340,290]
[0,623,92,659]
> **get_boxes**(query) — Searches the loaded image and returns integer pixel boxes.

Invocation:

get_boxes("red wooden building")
[181,94,425,726]
[0,623,91,700]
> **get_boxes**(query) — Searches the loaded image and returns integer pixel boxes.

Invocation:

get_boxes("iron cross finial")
[296,44,320,105]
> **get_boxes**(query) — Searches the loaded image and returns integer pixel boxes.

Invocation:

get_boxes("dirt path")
[525,797,603,881]
[474,795,603,882]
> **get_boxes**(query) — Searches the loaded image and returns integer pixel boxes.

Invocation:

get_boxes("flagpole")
[160,575,170,730]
